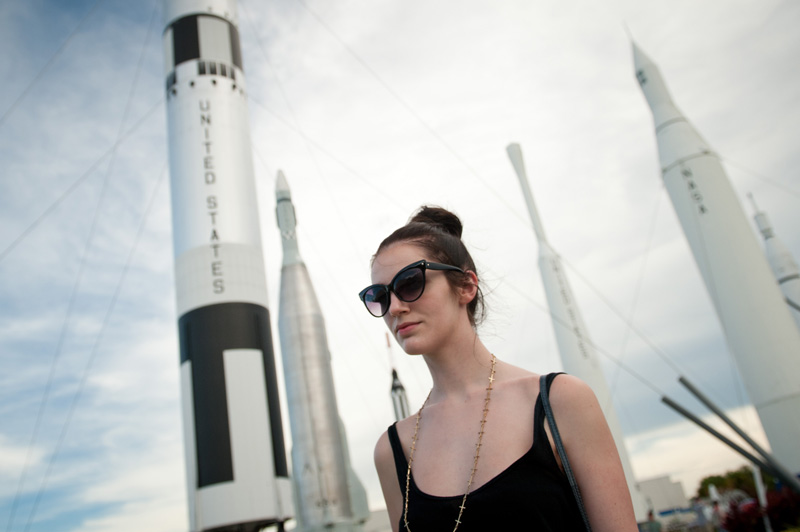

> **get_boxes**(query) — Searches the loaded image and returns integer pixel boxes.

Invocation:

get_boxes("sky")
[0,0,798,530]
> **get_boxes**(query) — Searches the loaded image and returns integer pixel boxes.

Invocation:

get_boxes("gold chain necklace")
[403,354,497,532]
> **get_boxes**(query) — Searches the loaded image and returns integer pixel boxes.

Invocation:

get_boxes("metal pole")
[661,396,777,476]
[752,465,774,532]
[679,377,800,493]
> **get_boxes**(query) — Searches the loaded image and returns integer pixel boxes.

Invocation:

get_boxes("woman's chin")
[398,340,425,356]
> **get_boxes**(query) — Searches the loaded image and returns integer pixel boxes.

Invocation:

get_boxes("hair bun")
[409,205,463,239]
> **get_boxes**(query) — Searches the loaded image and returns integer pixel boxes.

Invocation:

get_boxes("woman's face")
[371,242,465,355]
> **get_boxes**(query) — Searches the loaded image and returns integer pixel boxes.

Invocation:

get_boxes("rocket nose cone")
[631,40,654,72]
[506,143,527,178]
[631,41,676,113]
[275,170,291,200]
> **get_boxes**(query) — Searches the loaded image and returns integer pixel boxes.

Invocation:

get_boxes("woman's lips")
[396,322,418,336]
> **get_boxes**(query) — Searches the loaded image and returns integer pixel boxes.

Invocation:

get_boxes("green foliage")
[697,474,726,498]
[695,465,777,498]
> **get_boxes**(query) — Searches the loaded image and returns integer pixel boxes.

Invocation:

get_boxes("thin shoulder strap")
[386,423,409,493]
[540,373,593,532]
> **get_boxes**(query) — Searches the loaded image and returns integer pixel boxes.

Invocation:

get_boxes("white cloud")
[1,0,798,529]
[628,405,770,498]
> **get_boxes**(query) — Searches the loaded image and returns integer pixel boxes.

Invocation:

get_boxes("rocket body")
[386,334,410,421]
[276,172,368,532]
[507,144,649,521]
[162,1,292,529]
[752,203,800,331]
[391,369,410,421]
[634,43,800,472]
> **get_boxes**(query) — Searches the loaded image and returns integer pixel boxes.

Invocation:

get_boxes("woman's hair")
[374,205,486,326]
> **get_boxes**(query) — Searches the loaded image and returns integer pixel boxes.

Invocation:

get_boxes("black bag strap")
[540,374,593,531]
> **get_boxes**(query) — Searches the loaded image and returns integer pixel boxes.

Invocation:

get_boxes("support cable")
[0,97,164,265]
[242,0,437,413]
[0,0,106,128]
[722,157,800,200]
[605,189,662,412]
[3,155,112,532]
[6,5,161,530]
[501,279,665,398]
[23,166,167,532]
[289,0,528,225]
[247,95,402,210]
[239,0,399,256]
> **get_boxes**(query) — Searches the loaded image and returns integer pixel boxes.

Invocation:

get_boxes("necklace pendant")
[403,354,497,532]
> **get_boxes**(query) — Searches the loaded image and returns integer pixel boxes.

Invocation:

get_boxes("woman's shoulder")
[374,415,418,465]
[374,428,392,465]
[545,374,607,440]
[547,373,597,407]
[491,360,598,407]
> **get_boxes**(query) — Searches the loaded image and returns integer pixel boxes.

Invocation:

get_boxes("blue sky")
[1,0,799,530]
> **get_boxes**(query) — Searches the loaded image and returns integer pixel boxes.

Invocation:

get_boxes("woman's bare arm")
[374,431,403,532]
[549,374,639,532]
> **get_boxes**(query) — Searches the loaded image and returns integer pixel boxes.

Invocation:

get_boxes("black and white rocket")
[386,333,410,421]
[275,171,369,532]
[749,195,800,331]
[507,143,649,520]
[162,1,292,529]
[633,42,800,473]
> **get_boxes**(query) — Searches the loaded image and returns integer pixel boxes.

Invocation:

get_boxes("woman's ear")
[459,270,479,304]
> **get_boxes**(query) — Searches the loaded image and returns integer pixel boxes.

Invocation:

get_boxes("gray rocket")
[162,0,292,530]
[749,195,800,331]
[276,170,369,532]
[633,41,800,473]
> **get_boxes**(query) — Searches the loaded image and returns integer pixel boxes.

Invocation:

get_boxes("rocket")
[390,370,410,422]
[387,333,411,421]
[749,194,800,331]
[506,143,649,521]
[162,1,292,529]
[275,170,369,532]
[633,41,800,473]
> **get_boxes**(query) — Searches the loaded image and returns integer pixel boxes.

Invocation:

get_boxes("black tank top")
[387,373,585,531]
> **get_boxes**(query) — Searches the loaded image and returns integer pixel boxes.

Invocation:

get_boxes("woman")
[360,206,637,531]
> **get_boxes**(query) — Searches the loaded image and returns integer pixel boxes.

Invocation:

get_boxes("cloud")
[1,0,799,529]
[628,405,770,498]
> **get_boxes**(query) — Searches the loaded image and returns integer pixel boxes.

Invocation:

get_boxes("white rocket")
[162,1,292,529]
[749,195,800,331]
[633,41,800,473]
[276,171,369,532]
[506,143,649,521]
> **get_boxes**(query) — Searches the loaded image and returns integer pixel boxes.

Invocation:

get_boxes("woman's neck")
[422,334,495,403]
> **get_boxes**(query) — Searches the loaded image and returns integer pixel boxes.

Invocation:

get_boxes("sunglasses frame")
[359,260,465,317]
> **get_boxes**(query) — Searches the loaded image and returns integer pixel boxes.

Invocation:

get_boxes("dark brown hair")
[374,206,485,326]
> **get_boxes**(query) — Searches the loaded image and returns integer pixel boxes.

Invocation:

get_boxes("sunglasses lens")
[393,266,425,302]
[362,285,389,317]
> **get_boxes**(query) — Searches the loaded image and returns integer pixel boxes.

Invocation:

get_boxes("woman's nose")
[387,292,409,317]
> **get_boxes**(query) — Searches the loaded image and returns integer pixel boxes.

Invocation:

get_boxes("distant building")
[639,475,689,514]
[362,509,391,532]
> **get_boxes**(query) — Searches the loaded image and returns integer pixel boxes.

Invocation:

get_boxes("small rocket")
[749,195,800,331]
[387,333,411,421]
[276,171,368,532]
[162,1,292,529]
[390,370,410,422]
[633,42,800,473]
[506,143,649,521]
